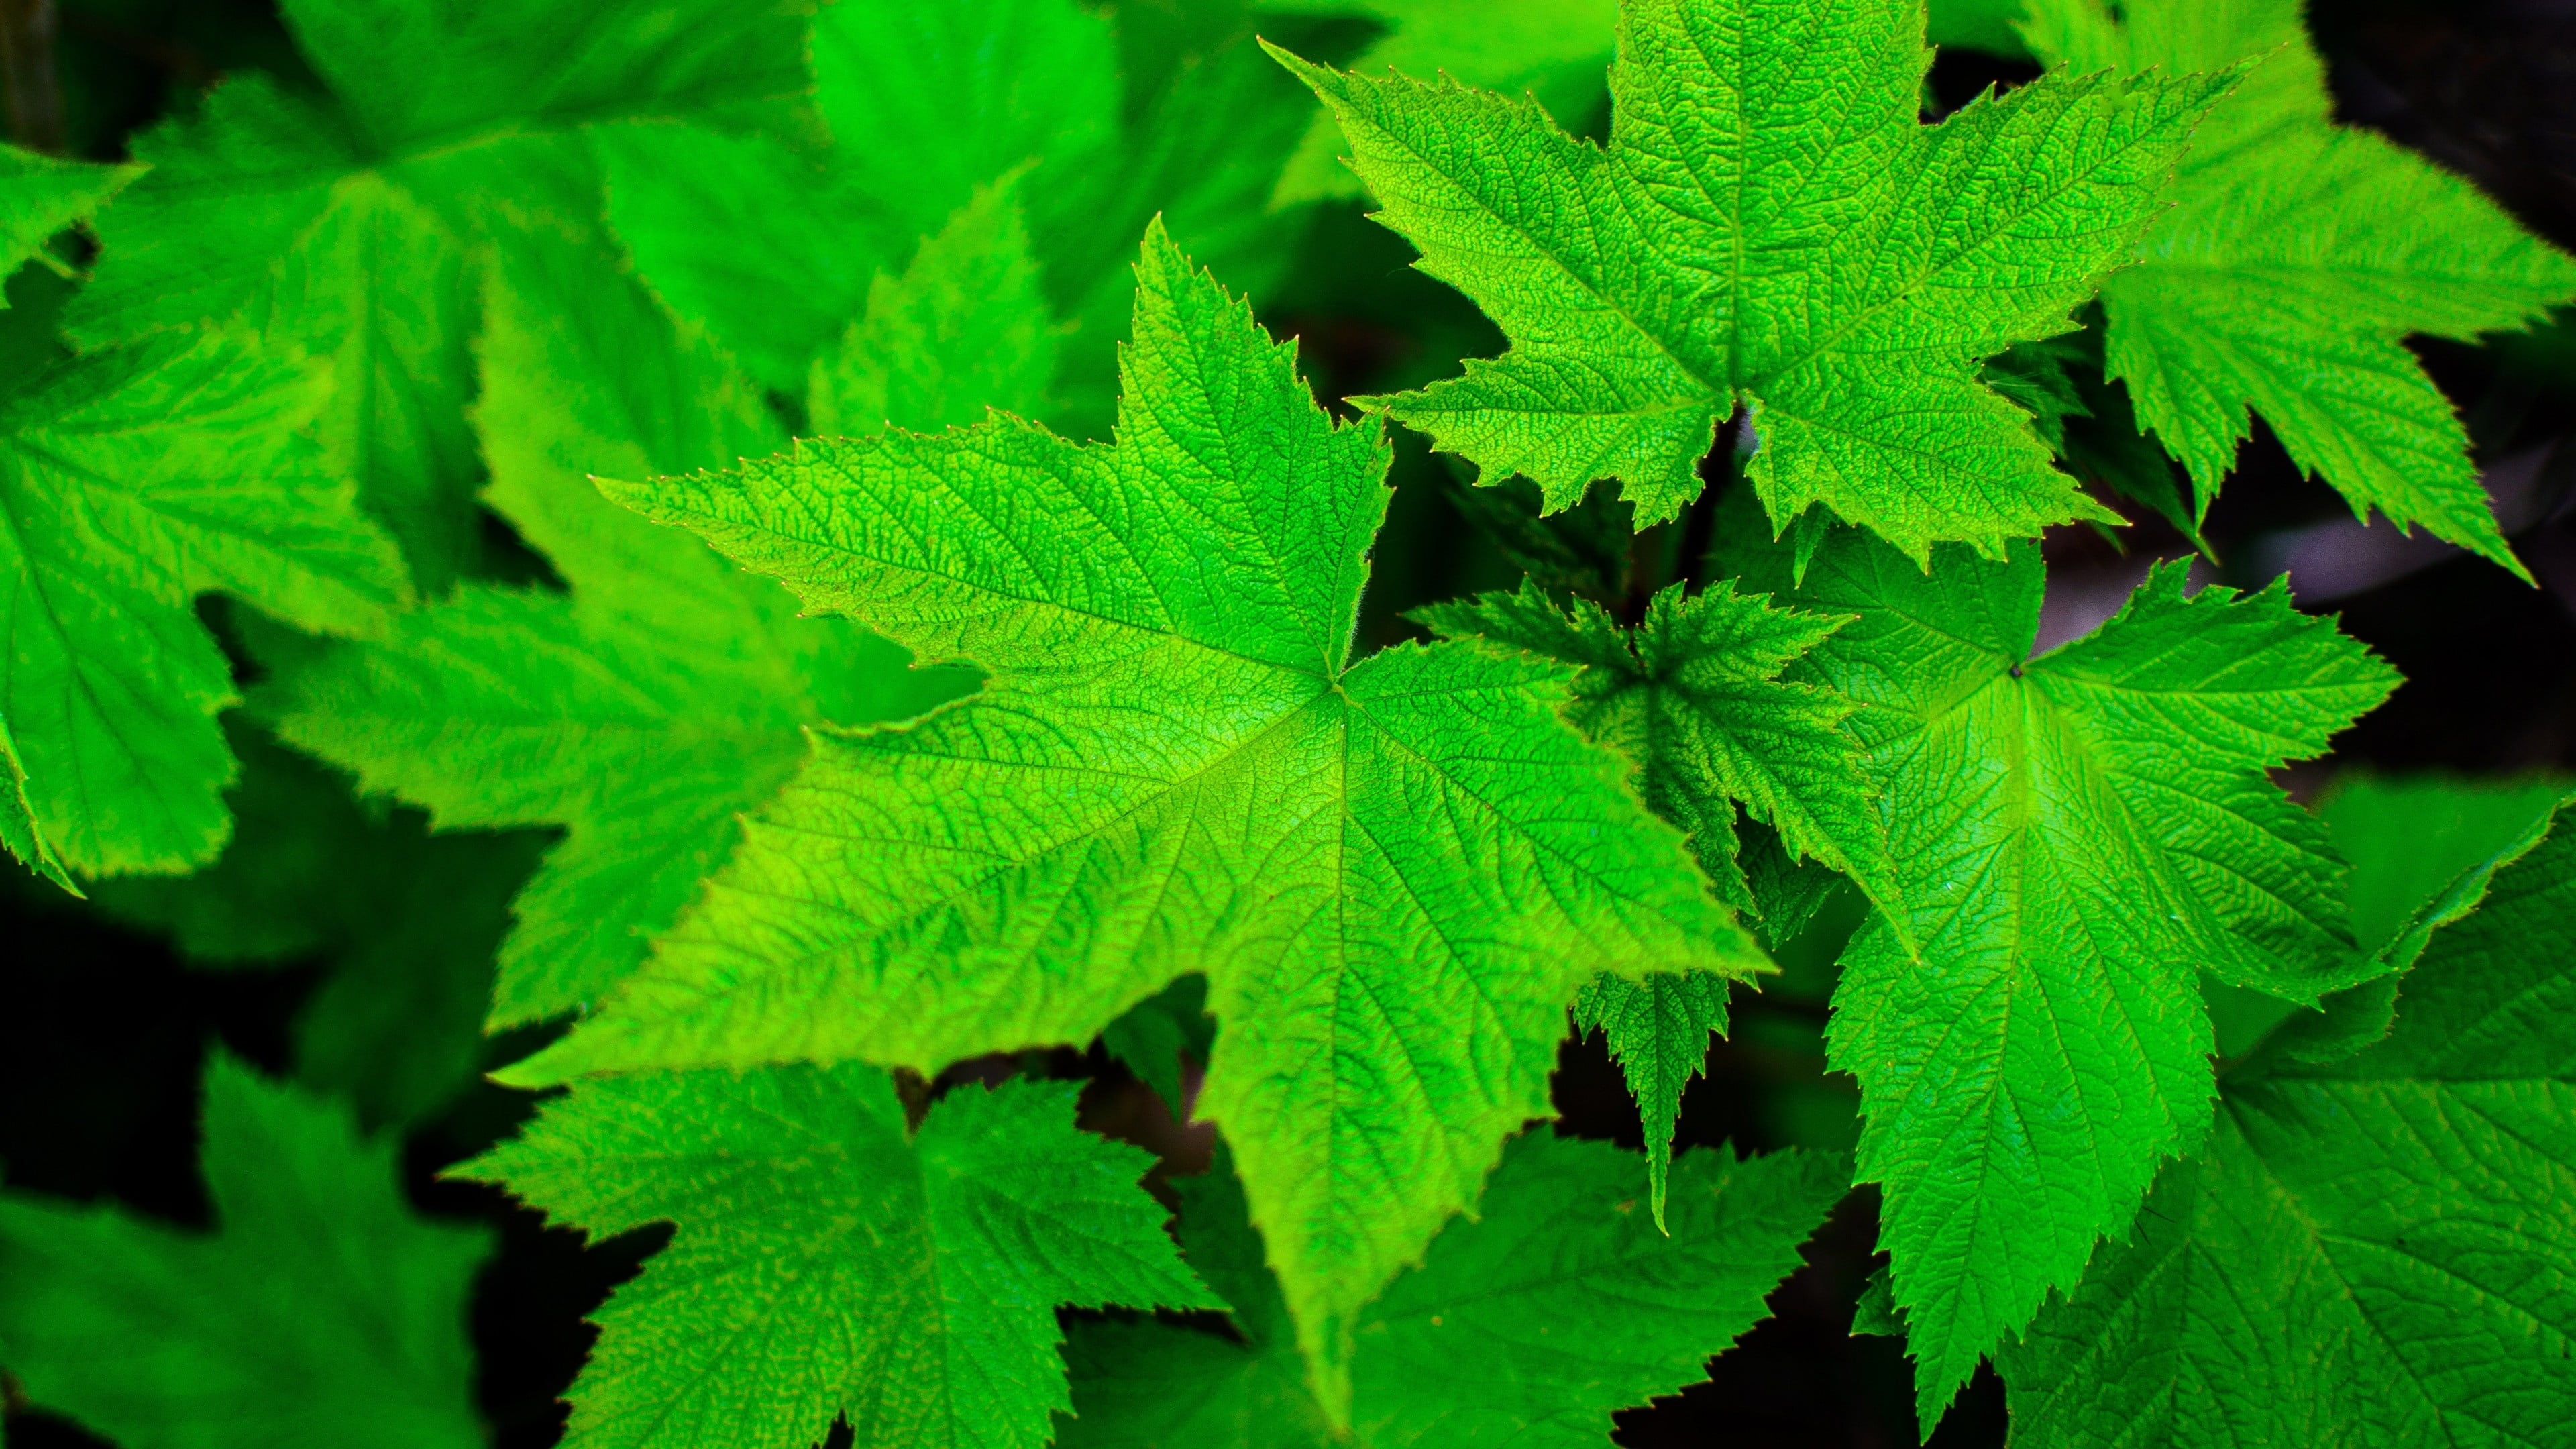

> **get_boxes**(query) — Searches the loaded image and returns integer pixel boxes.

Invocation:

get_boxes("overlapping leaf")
[0,327,406,883]
[460,1067,1214,1449]
[1062,1133,1846,1448]
[603,0,1313,423]
[266,219,971,1029]
[1720,509,2398,1422]
[500,227,1758,1419]
[1416,577,1892,1216]
[2003,792,2576,1448]
[2021,0,2576,575]
[1277,0,2233,552]
[69,0,814,588]
[1416,579,1888,912]
[0,1054,491,1448]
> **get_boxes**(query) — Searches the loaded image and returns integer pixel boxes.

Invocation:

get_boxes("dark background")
[4,1,2573,1444]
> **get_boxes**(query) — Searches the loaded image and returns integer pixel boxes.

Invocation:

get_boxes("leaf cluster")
[3,1,2573,1447]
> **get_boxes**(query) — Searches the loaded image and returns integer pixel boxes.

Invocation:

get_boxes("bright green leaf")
[501,226,1758,1420]
[1723,511,2398,1423]
[1275,0,2232,549]
[1415,576,1895,1220]
[0,327,407,881]
[1062,1132,1848,1447]
[2021,0,2576,578]
[0,1053,491,1448]
[2003,802,2576,1448]
[266,221,971,1030]
[458,1067,1215,1449]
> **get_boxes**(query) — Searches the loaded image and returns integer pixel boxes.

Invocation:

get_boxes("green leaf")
[0,327,407,881]
[501,225,1758,1421]
[0,143,134,293]
[1062,1132,1848,1447]
[2260,777,2567,1068]
[1722,512,2398,1423]
[2002,802,2576,1448]
[458,1067,1215,1449]
[1570,971,1733,1228]
[69,1,814,588]
[809,178,1063,439]
[1263,0,1618,207]
[266,221,971,1030]
[2324,773,2572,965]
[1274,0,2233,549]
[2021,0,2576,578]
[0,1053,491,1448]
[604,0,1313,417]
[1414,578,1892,916]
[1414,576,1894,1221]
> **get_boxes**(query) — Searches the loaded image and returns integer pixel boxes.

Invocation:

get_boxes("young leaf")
[1721,512,2398,1423]
[2020,0,2576,576]
[0,329,407,881]
[502,225,1760,1419]
[69,0,814,588]
[0,144,134,291]
[1273,0,2234,551]
[2002,798,2576,1448]
[1569,970,1733,1228]
[0,1054,491,1448]
[266,223,971,1029]
[1415,577,1892,1220]
[1061,1133,1849,1448]
[458,1067,1216,1449]
[1262,0,1619,206]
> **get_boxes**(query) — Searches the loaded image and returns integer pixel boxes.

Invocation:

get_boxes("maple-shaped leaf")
[1258,0,1617,206]
[1273,0,2235,552]
[602,0,1313,418]
[2002,792,2576,1448]
[500,225,1758,1419]
[1415,577,1893,1219]
[0,1053,491,1448]
[0,327,407,883]
[1062,1132,1847,1448]
[1415,578,1891,914]
[0,144,133,294]
[1717,507,2398,1424]
[68,0,814,588]
[2021,0,2576,576]
[266,220,972,1029]
[458,1066,1216,1449]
